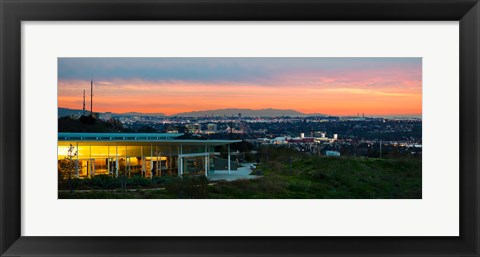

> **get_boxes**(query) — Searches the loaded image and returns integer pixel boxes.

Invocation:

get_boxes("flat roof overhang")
[58,139,242,147]
[58,132,184,141]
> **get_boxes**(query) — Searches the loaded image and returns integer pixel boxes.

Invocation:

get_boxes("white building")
[325,150,341,157]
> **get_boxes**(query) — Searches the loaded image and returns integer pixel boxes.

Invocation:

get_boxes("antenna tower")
[82,89,86,116]
[90,77,93,117]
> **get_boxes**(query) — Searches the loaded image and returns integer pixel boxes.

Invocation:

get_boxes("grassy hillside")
[210,155,421,199]
[59,147,421,199]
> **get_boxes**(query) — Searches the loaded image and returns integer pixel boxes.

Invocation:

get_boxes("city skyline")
[58,57,422,116]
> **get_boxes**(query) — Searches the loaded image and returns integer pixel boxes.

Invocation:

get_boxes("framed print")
[1,0,479,256]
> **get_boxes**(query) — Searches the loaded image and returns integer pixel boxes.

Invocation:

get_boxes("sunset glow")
[58,58,422,116]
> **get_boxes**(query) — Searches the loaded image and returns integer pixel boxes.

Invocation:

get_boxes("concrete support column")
[156,146,160,177]
[75,142,79,178]
[159,153,162,177]
[150,144,153,178]
[89,145,92,178]
[107,145,110,175]
[177,157,181,176]
[180,158,184,176]
[115,145,119,178]
[179,145,183,177]
[178,157,183,177]
[204,145,208,177]
[169,145,173,175]
[141,146,145,177]
[125,145,129,177]
[228,144,231,174]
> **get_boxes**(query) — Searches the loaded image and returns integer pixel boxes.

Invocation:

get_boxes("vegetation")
[59,146,421,199]
[59,175,209,199]
[211,149,421,199]
[58,116,129,133]
[58,144,77,193]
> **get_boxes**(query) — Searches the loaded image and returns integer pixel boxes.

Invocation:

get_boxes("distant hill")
[59,107,326,118]
[58,108,165,117]
[172,108,319,117]
[113,112,166,117]
[305,113,328,117]
[58,108,85,117]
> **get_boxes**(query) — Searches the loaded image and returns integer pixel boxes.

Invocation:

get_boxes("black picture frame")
[1,0,479,256]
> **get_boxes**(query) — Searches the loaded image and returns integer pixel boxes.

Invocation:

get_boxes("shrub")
[90,175,121,189]
[151,175,181,186]
[165,176,209,199]
[128,175,152,188]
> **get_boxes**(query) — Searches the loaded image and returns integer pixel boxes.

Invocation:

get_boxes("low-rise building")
[325,150,341,157]
[58,132,240,179]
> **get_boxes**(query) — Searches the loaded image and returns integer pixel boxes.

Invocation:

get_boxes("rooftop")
[58,132,242,146]
[58,132,183,141]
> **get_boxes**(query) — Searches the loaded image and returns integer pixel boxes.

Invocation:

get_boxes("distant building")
[314,131,326,137]
[68,114,82,120]
[99,112,112,121]
[314,137,330,143]
[185,124,201,134]
[231,129,244,134]
[272,136,287,144]
[239,122,251,133]
[255,138,272,144]
[288,138,314,144]
[207,123,217,132]
[325,150,341,157]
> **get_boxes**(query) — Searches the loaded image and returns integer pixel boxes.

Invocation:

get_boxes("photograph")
[3,0,478,255]
[57,57,422,199]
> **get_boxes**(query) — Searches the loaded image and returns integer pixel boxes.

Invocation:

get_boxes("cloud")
[58,57,421,86]
[58,57,422,116]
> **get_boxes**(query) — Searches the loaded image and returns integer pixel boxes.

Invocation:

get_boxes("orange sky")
[58,58,422,116]
[58,79,421,116]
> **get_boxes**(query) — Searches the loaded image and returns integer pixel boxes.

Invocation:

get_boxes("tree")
[58,144,77,193]
[118,162,128,191]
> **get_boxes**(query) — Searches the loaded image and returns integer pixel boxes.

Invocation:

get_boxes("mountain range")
[172,108,320,117]
[58,107,325,118]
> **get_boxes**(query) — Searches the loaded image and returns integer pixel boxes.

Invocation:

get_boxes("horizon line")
[58,106,422,118]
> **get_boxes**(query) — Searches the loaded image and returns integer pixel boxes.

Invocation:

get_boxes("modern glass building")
[57,133,241,178]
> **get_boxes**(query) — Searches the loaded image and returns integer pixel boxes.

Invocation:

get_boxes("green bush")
[128,175,152,187]
[165,176,209,199]
[151,175,181,186]
[89,175,120,189]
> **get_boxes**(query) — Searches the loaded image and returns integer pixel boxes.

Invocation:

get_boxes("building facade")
[57,133,240,179]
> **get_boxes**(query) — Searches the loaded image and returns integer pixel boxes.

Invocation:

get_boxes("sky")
[58,57,422,116]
